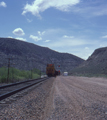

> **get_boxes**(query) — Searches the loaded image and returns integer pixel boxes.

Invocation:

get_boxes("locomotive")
[46,64,60,77]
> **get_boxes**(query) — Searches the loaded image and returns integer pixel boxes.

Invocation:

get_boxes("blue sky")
[0,0,107,60]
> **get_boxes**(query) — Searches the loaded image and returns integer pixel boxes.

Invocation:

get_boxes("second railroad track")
[0,77,49,101]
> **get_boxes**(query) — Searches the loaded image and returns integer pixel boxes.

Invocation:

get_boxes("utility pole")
[40,70,41,78]
[31,69,32,79]
[7,58,10,83]
[6,57,15,83]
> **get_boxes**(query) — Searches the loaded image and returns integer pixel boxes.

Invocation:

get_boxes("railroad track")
[0,77,49,101]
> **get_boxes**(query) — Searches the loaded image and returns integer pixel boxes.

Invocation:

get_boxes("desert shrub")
[0,75,7,83]
[0,67,41,83]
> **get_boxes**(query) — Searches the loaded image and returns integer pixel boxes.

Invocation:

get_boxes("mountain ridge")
[0,38,84,72]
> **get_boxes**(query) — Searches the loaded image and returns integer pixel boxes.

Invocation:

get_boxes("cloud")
[63,35,74,39]
[16,37,26,41]
[29,31,45,42]
[29,35,42,41]
[40,28,100,60]
[22,0,80,18]
[43,28,66,39]
[92,5,107,16]
[12,28,25,36]
[67,1,107,17]
[46,38,89,48]
[42,37,95,60]
[102,35,107,38]
[8,36,13,38]
[100,44,106,47]
[45,40,50,42]
[27,19,33,23]
[8,36,26,41]
[38,31,45,36]
[85,47,89,50]
[0,1,7,7]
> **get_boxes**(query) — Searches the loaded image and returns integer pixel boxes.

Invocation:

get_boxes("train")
[46,64,60,77]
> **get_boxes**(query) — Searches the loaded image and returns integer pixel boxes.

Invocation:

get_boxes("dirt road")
[45,76,107,120]
[0,76,107,120]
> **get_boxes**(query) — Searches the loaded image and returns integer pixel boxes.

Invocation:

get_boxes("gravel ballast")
[0,78,54,120]
[0,76,107,120]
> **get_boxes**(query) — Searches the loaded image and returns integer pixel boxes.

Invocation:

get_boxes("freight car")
[46,64,60,77]
[46,64,56,77]
[55,70,60,76]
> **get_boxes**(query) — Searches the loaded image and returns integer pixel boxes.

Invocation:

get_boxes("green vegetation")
[70,65,107,78]
[0,67,41,83]
[71,72,107,78]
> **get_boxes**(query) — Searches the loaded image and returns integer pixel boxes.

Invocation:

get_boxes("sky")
[0,0,107,60]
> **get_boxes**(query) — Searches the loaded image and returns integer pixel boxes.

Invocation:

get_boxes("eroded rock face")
[71,47,107,75]
[0,38,84,72]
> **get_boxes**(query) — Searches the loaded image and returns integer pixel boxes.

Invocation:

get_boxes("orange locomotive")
[46,64,60,77]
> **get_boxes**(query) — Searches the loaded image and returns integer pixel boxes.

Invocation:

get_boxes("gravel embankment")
[0,77,54,120]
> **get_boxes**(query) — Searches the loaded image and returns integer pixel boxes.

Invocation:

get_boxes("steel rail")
[0,77,49,101]
[0,77,47,89]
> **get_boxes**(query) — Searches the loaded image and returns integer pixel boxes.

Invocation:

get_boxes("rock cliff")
[71,47,107,75]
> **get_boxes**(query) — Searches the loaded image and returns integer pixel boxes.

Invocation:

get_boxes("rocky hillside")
[0,38,84,73]
[71,47,107,75]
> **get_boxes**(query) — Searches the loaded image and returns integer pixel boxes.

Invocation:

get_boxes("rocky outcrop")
[0,38,84,72]
[71,47,107,75]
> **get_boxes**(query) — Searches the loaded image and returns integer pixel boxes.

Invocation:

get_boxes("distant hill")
[0,38,84,72]
[71,47,107,76]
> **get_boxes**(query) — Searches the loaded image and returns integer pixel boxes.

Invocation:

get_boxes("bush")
[0,67,41,83]
[0,75,7,83]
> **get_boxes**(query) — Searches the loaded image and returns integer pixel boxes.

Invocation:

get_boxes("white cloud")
[92,5,107,16]
[85,47,89,50]
[68,1,107,17]
[102,35,107,38]
[29,35,42,41]
[27,18,33,23]
[38,31,45,36]
[100,44,106,47]
[63,35,74,39]
[22,0,107,18]
[0,1,7,7]
[45,40,50,42]
[42,38,94,60]
[29,31,45,42]
[8,36,13,38]
[8,36,26,41]
[46,39,89,48]
[40,28,99,60]
[16,37,26,41]
[12,28,25,36]
[22,0,80,18]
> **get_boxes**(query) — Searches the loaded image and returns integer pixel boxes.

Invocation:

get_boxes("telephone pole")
[7,58,10,83]
[6,57,15,83]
